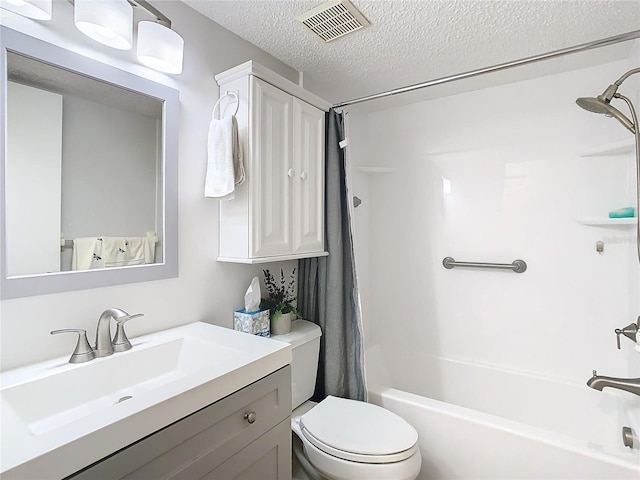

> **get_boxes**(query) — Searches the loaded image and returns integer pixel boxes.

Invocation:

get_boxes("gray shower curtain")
[298,108,365,402]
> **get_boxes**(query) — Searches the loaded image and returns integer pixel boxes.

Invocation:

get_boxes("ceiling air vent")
[296,0,370,43]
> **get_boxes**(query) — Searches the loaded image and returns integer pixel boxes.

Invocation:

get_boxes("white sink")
[3,336,242,435]
[0,322,291,479]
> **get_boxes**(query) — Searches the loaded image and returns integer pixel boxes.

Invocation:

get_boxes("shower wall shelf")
[356,166,395,174]
[576,218,637,227]
[578,138,634,157]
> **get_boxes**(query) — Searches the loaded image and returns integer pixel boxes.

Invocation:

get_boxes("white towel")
[232,116,245,186]
[101,236,155,267]
[205,115,244,199]
[72,237,103,271]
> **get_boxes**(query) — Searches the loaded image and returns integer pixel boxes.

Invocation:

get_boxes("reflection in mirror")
[7,52,163,276]
[0,27,179,299]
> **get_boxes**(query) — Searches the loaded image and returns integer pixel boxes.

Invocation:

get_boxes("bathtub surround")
[349,43,640,477]
[298,109,366,402]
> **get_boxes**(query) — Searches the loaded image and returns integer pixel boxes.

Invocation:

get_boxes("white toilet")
[272,320,421,480]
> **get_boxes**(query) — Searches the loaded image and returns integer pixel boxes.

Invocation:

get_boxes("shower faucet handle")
[615,317,639,350]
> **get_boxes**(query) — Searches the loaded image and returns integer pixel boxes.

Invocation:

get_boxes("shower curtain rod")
[333,30,640,108]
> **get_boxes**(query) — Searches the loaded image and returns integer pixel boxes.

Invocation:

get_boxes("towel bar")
[442,256,527,273]
[60,234,159,249]
[213,90,239,118]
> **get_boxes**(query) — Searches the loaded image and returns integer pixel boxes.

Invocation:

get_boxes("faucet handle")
[118,313,144,324]
[112,313,144,353]
[615,321,639,350]
[51,329,96,364]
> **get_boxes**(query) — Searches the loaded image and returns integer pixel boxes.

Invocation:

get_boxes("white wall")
[59,94,159,270]
[349,53,640,394]
[0,1,298,371]
[61,94,158,239]
[5,81,62,276]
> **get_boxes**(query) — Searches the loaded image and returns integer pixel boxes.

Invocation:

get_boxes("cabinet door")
[250,77,293,258]
[202,420,291,480]
[292,99,325,254]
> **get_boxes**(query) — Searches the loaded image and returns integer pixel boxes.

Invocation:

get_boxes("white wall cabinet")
[216,62,330,263]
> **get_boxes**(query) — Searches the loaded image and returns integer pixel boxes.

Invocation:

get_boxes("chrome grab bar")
[442,257,527,273]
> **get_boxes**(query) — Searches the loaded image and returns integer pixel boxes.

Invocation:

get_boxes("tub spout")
[587,370,640,397]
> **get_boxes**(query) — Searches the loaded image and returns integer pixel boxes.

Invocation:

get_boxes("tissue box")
[233,309,270,337]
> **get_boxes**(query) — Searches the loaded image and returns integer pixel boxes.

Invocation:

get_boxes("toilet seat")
[299,396,419,464]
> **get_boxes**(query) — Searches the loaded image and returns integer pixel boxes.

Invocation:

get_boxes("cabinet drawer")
[180,419,291,480]
[68,366,291,480]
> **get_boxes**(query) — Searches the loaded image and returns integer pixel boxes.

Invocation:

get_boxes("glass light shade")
[137,21,184,75]
[0,0,51,20]
[74,0,133,50]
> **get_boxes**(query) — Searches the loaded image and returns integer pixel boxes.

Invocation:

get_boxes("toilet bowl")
[292,396,421,480]
[272,320,421,480]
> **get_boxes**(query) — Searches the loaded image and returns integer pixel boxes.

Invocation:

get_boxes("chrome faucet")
[95,308,144,357]
[587,370,640,397]
[52,308,144,363]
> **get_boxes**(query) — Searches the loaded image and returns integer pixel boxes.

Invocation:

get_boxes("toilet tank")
[271,319,322,409]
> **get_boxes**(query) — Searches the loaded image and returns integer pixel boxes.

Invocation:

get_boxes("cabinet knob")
[287,168,295,178]
[244,411,257,424]
[300,171,308,180]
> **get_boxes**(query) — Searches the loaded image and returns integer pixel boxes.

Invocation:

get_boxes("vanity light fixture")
[136,19,184,74]
[74,0,183,74]
[0,0,52,20]
[2,0,184,74]
[133,0,183,74]
[74,0,133,50]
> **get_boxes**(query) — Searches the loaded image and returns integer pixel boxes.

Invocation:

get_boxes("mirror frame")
[0,26,179,299]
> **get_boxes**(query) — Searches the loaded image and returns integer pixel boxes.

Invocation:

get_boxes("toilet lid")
[299,396,418,464]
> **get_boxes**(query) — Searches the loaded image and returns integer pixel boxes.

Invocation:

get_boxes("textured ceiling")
[182,0,640,106]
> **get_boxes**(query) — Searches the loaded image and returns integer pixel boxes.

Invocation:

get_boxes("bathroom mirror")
[0,27,179,299]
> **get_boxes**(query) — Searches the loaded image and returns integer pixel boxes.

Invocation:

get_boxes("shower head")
[575,96,613,114]
[575,95,635,133]
[576,69,640,134]
[576,67,640,264]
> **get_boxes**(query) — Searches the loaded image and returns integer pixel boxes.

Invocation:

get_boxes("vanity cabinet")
[67,366,292,480]
[216,61,330,263]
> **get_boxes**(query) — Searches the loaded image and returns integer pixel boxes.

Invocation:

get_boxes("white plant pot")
[271,312,294,335]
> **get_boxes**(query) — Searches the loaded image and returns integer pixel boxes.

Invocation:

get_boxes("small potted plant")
[260,268,298,335]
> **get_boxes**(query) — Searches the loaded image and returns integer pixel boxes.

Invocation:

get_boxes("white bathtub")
[366,351,640,479]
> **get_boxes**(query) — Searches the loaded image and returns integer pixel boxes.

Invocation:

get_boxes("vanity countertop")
[0,322,291,479]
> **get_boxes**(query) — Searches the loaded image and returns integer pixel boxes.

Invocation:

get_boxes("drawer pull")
[244,411,257,424]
